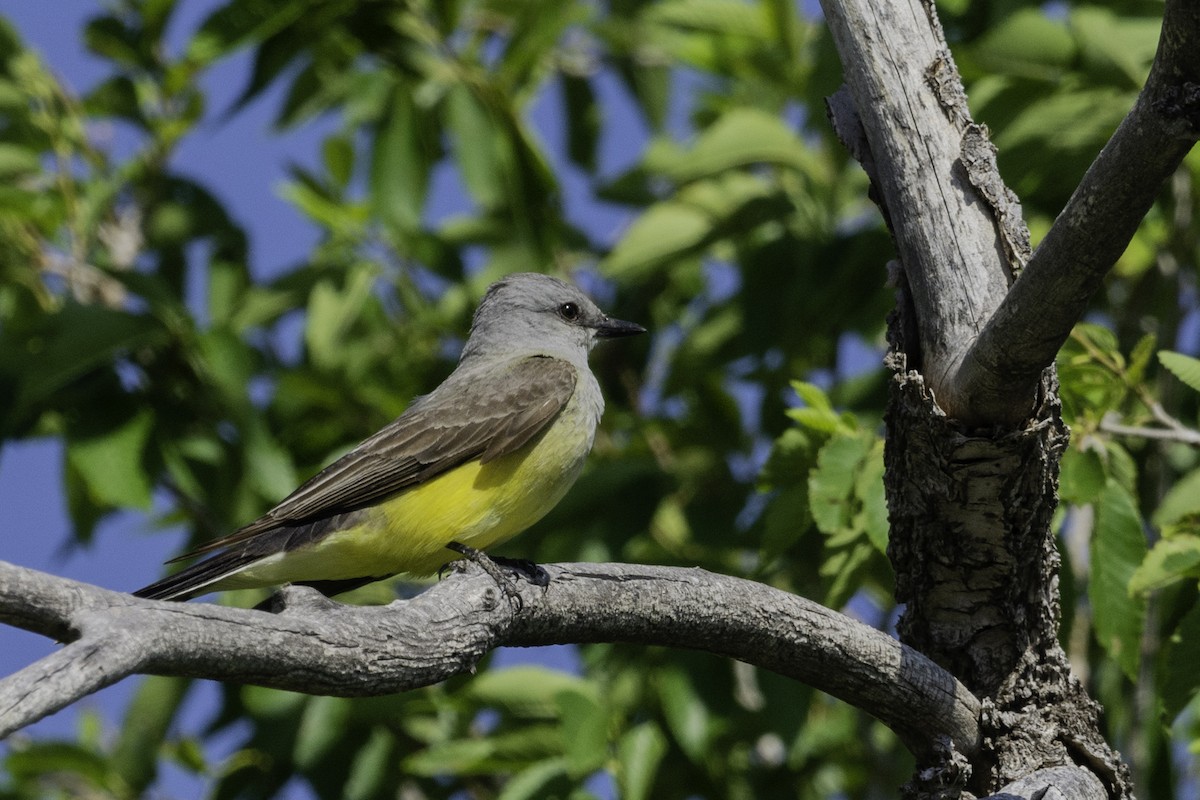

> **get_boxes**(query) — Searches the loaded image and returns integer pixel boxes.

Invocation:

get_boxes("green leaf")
[370,83,431,235]
[972,8,1075,79]
[1161,601,1200,719]
[1129,536,1200,595]
[853,440,887,553]
[808,433,872,536]
[1153,467,1200,527]
[344,728,394,800]
[759,426,816,490]
[84,75,144,124]
[293,696,350,769]
[497,758,570,800]
[446,84,506,209]
[660,107,818,182]
[1070,6,1160,88]
[67,409,154,509]
[83,15,144,68]
[467,666,590,717]
[657,666,713,763]
[241,686,307,719]
[197,328,254,408]
[616,722,668,800]
[0,143,40,176]
[404,725,561,776]
[6,743,112,788]
[557,687,607,777]
[1126,333,1157,386]
[323,135,354,190]
[279,176,366,233]
[602,202,712,280]
[822,541,874,609]
[0,78,25,110]
[1059,446,1106,505]
[1090,479,1147,679]
[111,676,190,795]
[562,73,600,171]
[762,486,812,561]
[0,307,168,433]
[1104,441,1138,496]
[190,0,306,64]
[244,420,298,502]
[305,267,377,370]
[1007,86,1135,152]
[1159,351,1200,395]
[786,381,845,434]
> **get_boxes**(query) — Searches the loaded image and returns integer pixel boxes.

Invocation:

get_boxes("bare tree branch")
[957,0,1200,426]
[820,0,1019,423]
[824,0,1200,427]
[0,559,981,761]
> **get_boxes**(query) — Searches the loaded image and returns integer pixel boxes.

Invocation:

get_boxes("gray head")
[460,273,644,364]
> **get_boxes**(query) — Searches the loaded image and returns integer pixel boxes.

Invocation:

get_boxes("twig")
[1099,411,1200,447]
[953,0,1200,425]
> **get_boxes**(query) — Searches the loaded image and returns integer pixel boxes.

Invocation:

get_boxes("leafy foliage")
[1,0,1198,798]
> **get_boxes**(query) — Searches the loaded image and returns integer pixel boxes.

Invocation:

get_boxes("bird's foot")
[487,555,550,588]
[442,542,548,607]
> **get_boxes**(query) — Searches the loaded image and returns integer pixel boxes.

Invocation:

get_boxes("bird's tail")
[133,550,263,601]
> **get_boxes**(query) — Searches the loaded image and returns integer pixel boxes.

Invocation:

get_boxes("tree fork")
[819,0,1160,793]
[884,304,1131,798]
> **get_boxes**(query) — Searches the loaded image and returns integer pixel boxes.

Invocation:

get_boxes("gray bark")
[819,0,1198,795]
[963,0,1200,426]
[824,0,1199,428]
[0,558,979,761]
[1,2,1195,796]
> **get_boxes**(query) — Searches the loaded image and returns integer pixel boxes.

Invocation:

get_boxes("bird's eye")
[558,302,581,321]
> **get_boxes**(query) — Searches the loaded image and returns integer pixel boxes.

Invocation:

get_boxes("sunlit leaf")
[1161,601,1200,720]
[1091,479,1147,679]
[1159,351,1200,395]
[971,8,1075,79]
[557,687,608,777]
[1060,446,1106,505]
[343,727,394,800]
[1153,468,1200,528]
[67,409,154,510]
[616,722,668,800]
[808,432,872,536]
[657,666,713,764]
[293,696,350,769]
[468,666,592,717]
[1129,536,1200,595]
[497,757,571,800]
[602,202,712,280]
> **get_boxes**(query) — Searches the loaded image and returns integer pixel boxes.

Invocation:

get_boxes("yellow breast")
[224,382,598,587]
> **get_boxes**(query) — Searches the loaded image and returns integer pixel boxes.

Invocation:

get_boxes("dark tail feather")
[133,550,263,601]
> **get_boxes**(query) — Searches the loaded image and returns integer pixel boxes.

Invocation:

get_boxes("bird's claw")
[441,542,548,608]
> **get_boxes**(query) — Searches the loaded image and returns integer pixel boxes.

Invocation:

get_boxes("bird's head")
[461,273,645,364]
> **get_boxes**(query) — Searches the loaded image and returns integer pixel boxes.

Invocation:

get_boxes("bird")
[134,272,644,601]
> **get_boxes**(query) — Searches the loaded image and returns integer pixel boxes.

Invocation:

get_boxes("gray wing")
[176,356,577,559]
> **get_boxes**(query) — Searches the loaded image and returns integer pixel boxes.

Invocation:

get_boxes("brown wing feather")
[175,356,577,560]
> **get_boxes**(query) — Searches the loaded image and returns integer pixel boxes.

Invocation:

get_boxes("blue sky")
[0,3,629,796]
[1,4,340,796]
[0,4,728,799]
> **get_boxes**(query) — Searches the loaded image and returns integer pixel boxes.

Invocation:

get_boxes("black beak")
[594,316,647,339]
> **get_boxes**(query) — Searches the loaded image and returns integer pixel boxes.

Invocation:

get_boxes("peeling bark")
[818,0,1174,793]
[885,309,1131,797]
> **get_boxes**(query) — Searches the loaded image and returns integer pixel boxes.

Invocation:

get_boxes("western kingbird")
[134,272,644,601]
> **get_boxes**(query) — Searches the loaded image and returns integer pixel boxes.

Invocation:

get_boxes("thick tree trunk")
[816,0,1187,793]
[884,303,1131,797]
